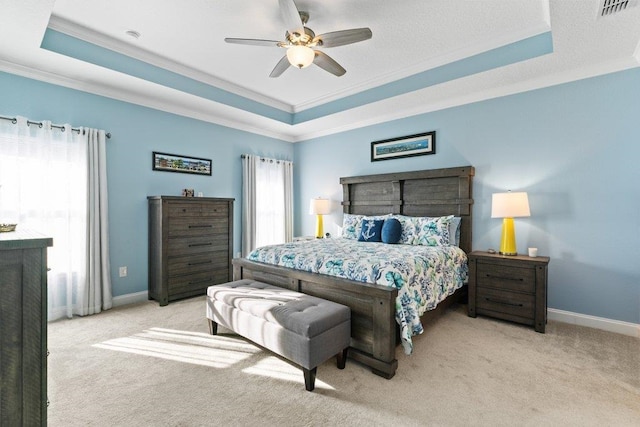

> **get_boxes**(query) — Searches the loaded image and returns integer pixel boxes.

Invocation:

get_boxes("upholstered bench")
[206,279,351,391]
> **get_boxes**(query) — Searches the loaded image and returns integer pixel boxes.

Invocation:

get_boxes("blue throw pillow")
[381,218,402,244]
[358,218,384,242]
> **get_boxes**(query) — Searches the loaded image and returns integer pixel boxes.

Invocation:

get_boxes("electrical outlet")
[119,266,127,277]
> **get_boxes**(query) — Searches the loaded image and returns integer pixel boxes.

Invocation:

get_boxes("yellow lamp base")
[314,214,324,239]
[499,217,517,255]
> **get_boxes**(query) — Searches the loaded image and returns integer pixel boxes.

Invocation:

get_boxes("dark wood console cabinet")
[148,196,234,306]
[468,251,550,333]
[0,230,52,426]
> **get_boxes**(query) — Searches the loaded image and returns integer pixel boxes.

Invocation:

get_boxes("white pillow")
[449,217,462,246]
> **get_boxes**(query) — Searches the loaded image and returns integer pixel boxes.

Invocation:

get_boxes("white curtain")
[0,116,112,320]
[83,127,112,315]
[241,155,293,256]
[241,155,257,256]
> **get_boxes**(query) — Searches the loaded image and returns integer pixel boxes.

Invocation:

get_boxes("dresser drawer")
[476,287,534,320]
[168,202,228,217]
[167,251,230,276]
[168,269,230,296]
[168,217,228,238]
[476,262,535,294]
[168,235,229,256]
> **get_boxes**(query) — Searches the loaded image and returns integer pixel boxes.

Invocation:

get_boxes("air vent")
[598,0,637,18]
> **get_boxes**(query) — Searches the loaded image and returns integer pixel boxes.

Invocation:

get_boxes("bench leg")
[208,319,218,335]
[303,367,317,392]
[336,348,348,369]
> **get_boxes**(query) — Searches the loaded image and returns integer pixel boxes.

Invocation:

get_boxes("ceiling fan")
[224,0,372,77]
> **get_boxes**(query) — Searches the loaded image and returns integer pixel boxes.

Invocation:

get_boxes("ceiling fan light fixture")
[286,45,314,68]
[226,0,372,77]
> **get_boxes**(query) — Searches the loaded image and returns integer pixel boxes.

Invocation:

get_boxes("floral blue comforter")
[247,238,468,354]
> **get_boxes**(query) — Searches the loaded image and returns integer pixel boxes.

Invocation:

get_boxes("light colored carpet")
[48,297,640,426]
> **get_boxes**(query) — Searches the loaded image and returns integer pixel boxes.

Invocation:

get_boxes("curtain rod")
[241,154,291,164]
[0,115,111,139]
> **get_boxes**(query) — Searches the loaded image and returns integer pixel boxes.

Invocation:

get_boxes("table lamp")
[491,191,530,255]
[309,198,331,238]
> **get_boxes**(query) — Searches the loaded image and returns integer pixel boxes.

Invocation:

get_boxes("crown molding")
[289,55,640,142]
[2,41,637,144]
[48,14,552,118]
[47,15,294,114]
[0,55,296,142]
[290,23,552,113]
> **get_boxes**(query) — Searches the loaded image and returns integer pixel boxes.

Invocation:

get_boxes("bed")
[232,166,474,378]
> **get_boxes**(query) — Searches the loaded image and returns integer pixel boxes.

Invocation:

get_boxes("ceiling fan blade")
[313,51,346,77]
[269,56,291,78]
[279,0,304,36]
[315,28,373,48]
[224,38,281,47]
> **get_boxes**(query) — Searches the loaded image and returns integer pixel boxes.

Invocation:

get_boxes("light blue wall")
[2,66,639,325]
[294,68,640,324]
[0,71,293,299]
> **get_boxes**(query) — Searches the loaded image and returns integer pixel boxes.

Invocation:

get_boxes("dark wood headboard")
[340,166,475,253]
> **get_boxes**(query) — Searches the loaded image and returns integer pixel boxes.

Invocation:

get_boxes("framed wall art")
[371,131,436,162]
[152,151,212,176]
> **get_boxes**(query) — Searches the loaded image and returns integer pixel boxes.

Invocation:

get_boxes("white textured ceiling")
[1,0,639,141]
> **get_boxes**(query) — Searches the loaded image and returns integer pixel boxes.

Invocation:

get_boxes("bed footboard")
[232,258,399,379]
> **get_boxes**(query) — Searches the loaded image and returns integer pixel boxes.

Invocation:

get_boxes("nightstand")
[467,251,550,333]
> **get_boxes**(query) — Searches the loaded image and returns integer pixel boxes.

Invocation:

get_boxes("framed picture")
[152,151,212,176]
[371,131,436,162]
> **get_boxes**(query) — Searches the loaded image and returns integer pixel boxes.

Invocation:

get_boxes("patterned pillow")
[358,218,384,242]
[414,215,453,246]
[391,215,420,245]
[341,214,364,240]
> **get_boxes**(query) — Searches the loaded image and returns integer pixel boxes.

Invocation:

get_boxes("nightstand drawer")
[476,287,534,319]
[476,263,535,294]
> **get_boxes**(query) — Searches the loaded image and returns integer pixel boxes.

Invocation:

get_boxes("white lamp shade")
[491,192,530,218]
[287,45,315,69]
[309,198,331,215]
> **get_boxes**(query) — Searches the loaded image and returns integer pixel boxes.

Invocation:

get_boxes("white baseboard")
[548,308,640,338]
[48,292,148,321]
[112,291,149,307]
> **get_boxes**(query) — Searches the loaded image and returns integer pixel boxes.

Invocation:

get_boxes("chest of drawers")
[148,196,234,305]
[0,230,52,426]
[467,251,550,332]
